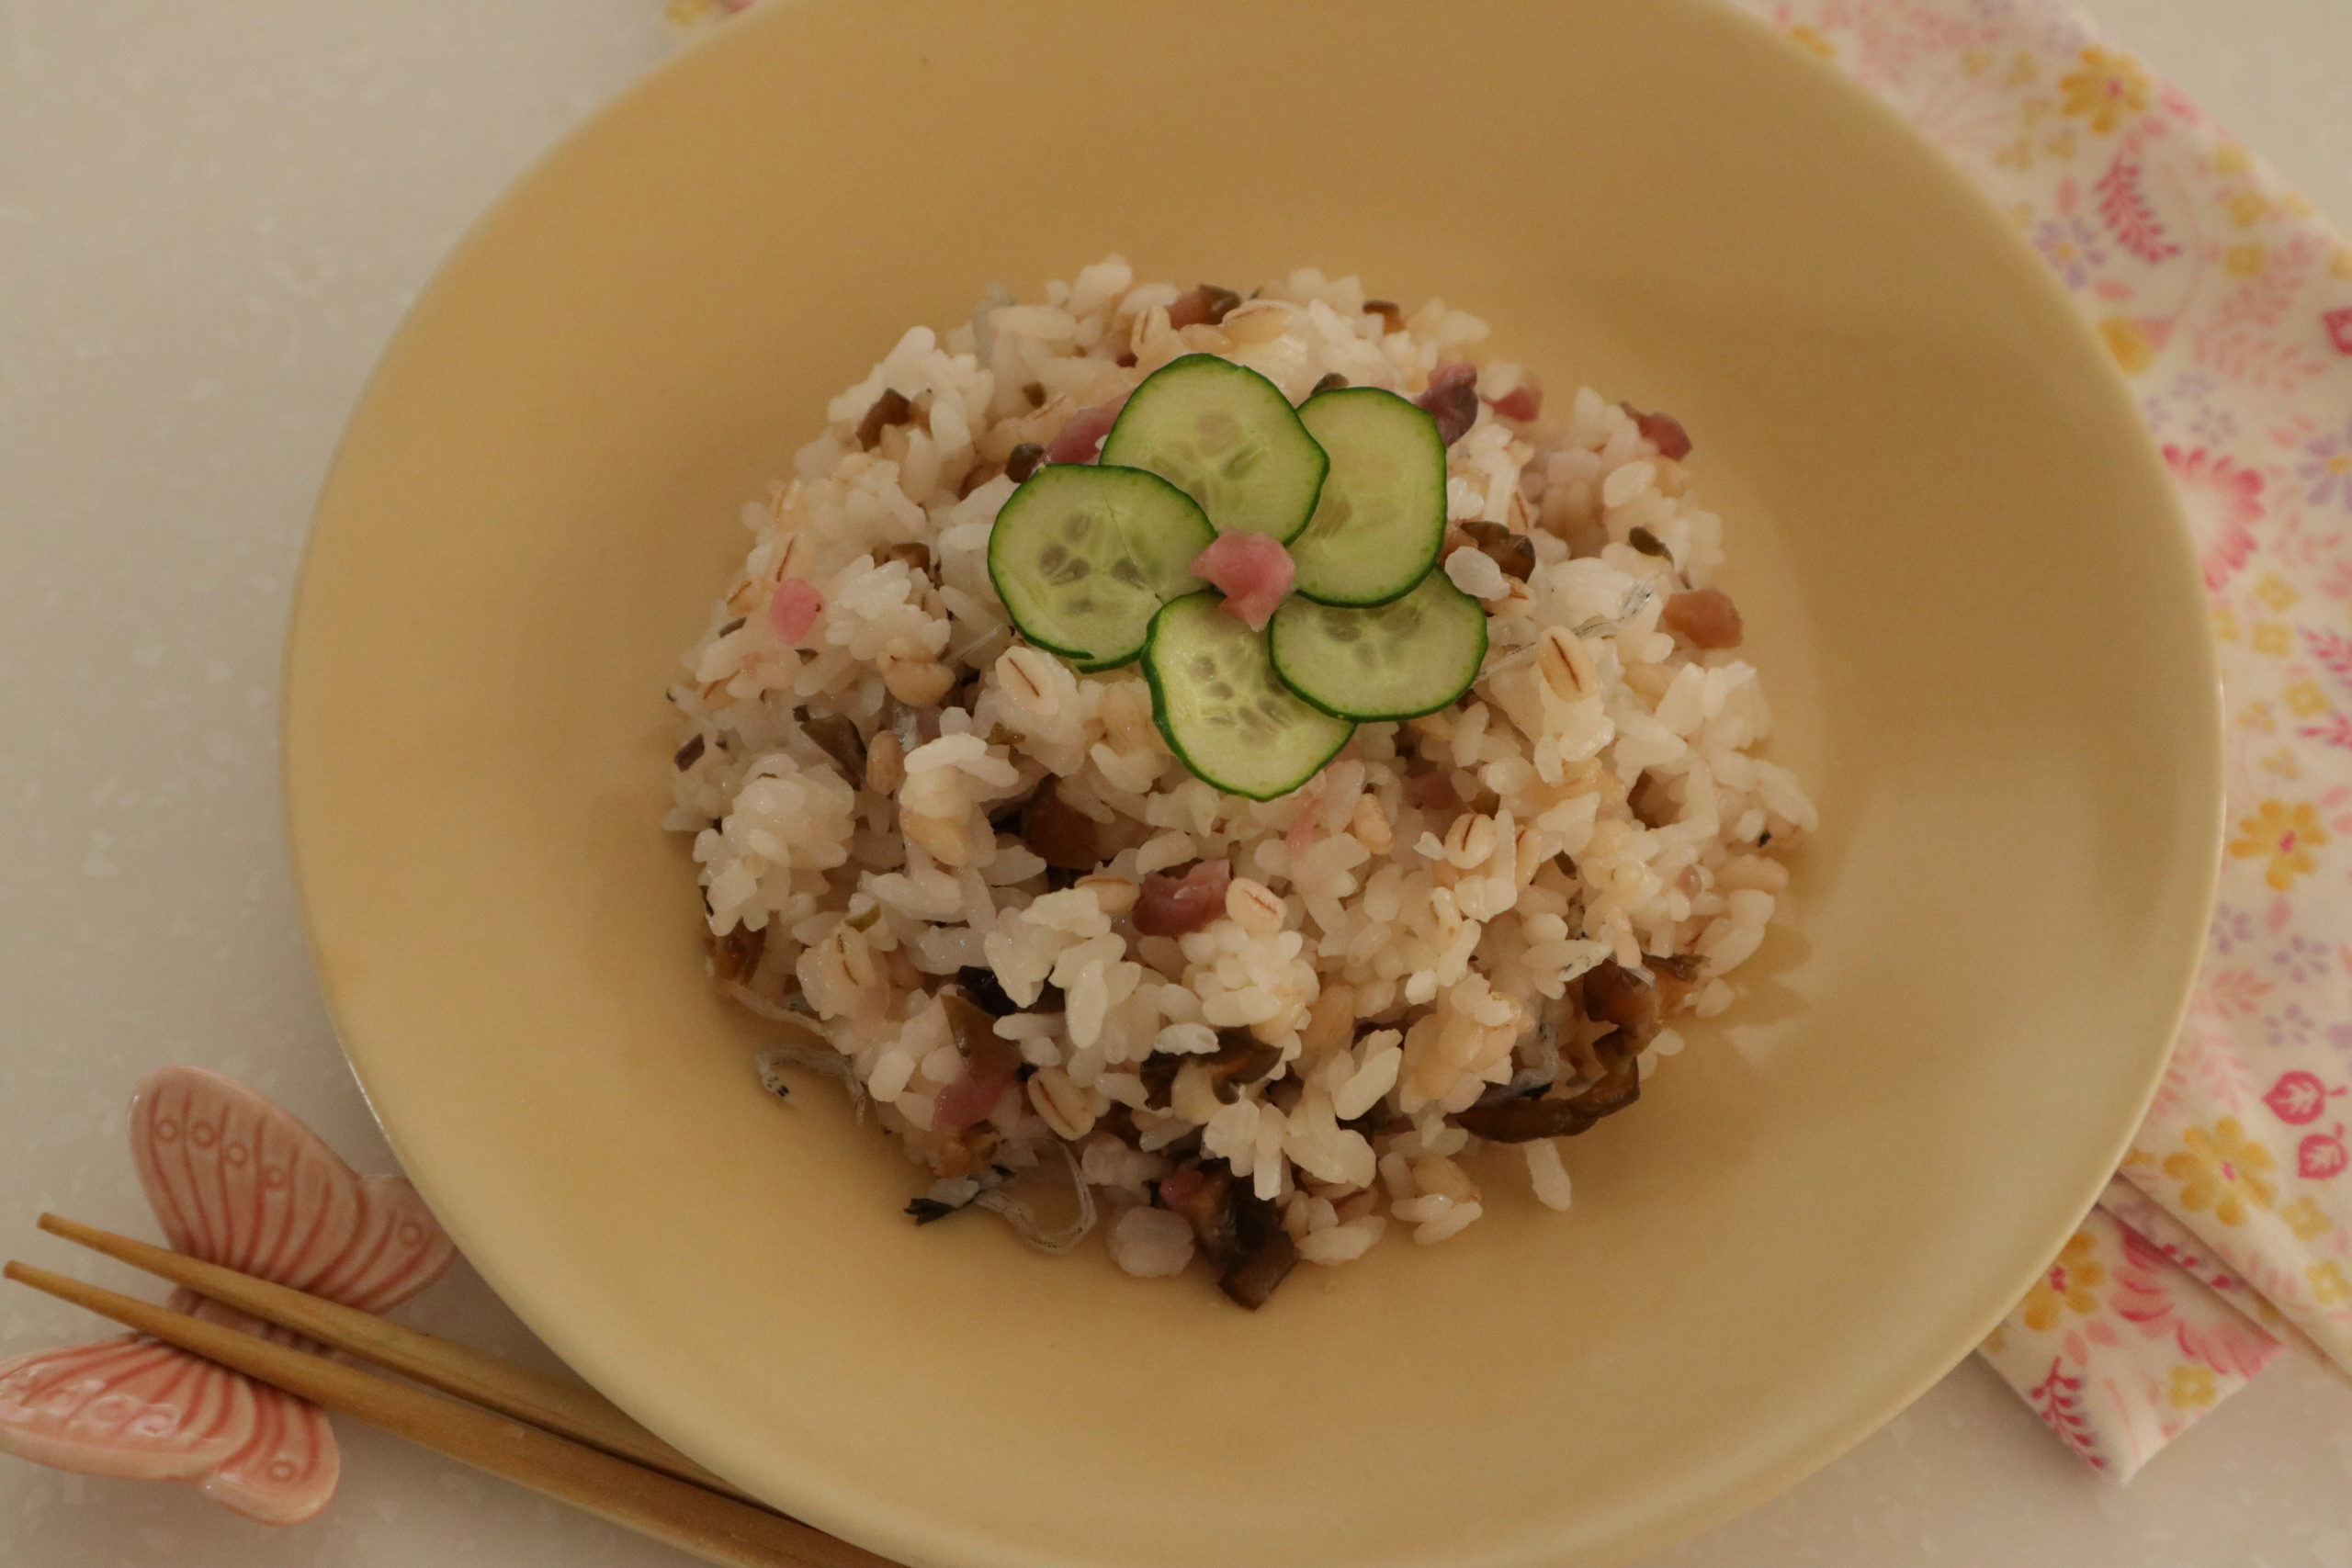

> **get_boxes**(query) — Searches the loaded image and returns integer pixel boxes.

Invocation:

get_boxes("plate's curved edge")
[1552,6,2226,1564]
[277,2,2229,1565]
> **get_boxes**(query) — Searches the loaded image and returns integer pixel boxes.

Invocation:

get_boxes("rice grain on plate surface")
[665,257,1812,1301]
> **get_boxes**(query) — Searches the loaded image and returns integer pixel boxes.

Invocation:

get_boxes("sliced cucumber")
[1267,573,1489,721]
[1143,592,1354,800]
[987,465,1214,671]
[1100,355,1329,544]
[1288,388,1449,606]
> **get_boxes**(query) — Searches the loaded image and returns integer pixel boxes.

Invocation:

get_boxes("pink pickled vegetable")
[1046,395,1130,464]
[1189,532,1295,632]
[769,578,823,646]
[1488,373,1543,423]
[1135,859,1233,937]
[1417,362,1479,446]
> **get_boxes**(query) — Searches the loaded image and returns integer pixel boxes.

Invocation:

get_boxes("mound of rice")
[665,258,1813,1296]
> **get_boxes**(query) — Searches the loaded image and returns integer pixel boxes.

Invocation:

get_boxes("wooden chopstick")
[3,1260,898,1568]
[36,1213,758,1505]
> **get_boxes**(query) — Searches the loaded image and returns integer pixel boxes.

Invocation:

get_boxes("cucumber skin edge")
[1102,355,1331,546]
[1266,593,1490,724]
[1140,593,1355,802]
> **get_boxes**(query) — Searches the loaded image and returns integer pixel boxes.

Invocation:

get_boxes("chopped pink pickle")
[769,577,823,646]
[1046,395,1130,464]
[1135,859,1233,937]
[1488,373,1543,423]
[1189,532,1295,631]
[1416,361,1480,445]
[933,1070,1010,1134]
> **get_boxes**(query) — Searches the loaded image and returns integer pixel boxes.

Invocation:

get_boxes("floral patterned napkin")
[670,0,2352,1481]
[1737,0,2352,1479]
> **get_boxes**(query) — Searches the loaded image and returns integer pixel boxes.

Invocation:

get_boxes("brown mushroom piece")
[1019,782,1108,873]
[708,921,766,985]
[1159,1163,1242,1269]
[801,714,866,782]
[1218,1188,1298,1310]
[956,965,1021,1017]
[942,985,1023,1083]
[1194,1032,1284,1104]
[1003,442,1047,483]
[1458,519,1536,582]
[1451,1096,1601,1143]
[1582,958,1660,1043]
[855,389,914,449]
[1455,1028,1642,1142]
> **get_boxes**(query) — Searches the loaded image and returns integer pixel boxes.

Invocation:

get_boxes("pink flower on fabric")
[2163,445,2263,589]
[2263,1069,2343,1125]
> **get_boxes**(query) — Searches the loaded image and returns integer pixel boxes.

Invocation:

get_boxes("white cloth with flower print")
[1727,0,2352,1481]
[667,0,2352,1483]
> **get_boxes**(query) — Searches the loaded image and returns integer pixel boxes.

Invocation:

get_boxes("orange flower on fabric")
[2168,1365,2219,1409]
[2059,47,2151,134]
[2020,1230,2107,1331]
[2164,1120,2277,1225]
[2098,315,2154,375]
[2228,799,2327,891]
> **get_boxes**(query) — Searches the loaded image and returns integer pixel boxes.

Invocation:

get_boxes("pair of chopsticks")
[6,1216,898,1568]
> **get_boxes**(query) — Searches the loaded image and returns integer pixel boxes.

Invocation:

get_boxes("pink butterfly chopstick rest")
[0,1066,456,1523]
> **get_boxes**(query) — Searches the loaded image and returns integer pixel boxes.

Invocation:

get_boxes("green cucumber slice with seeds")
[1101,355,1329,544]
[1267,573,1489,721]
[1288,388,1449,606]
[1143,592,1354,800]
[988,465,1214,671]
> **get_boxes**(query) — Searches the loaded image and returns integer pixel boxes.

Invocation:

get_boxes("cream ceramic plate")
[283,3,2222,1564]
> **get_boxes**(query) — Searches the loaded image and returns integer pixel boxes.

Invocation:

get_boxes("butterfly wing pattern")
[0,1066,456,1523]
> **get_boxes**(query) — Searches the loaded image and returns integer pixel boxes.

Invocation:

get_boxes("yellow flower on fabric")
[2212,604,2241,642]
[2263,746,2303,782]
[2238,699,2276,734]
[2227,243,2267,277]
[1961,47,1991,76]
[2253,622,2292,656]
[2099,316,2154,375]
[2229,799,2327,891]
[2312,1261,2351,1305]
[2335,243,2352,280]
[2060,47,2152,133]
[1983,1324,2008,1357]
[2284,191,2314,218]
[2284,680,2329,718]
[2214,141,2253,175]
[2168,1365,2219,1409]
[2230,191,2271,227]
[2254,572,2300,611]
[2164,1119,2277,1225]
[2281,1196,2332,1242]
[2006,51,2039,88]
[2020,1230,2107,1331]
